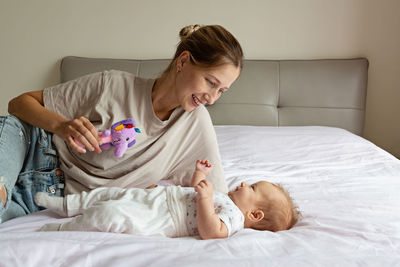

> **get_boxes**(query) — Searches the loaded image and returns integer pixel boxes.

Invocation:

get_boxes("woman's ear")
[176,51,190,71]
[247,209,264,222]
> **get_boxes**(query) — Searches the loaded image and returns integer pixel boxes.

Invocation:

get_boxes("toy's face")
[108,119,140,157]
[111,125,136,146]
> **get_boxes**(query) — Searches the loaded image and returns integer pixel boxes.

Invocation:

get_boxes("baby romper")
[38,186,244,237]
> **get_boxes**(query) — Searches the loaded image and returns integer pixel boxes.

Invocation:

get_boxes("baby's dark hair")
[253,183,301,232]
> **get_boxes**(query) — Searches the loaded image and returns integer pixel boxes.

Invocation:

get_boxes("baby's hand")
[194,179,213,200]
[195,160,213,177]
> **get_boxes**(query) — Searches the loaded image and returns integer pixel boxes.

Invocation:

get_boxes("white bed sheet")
[1,126,400,267]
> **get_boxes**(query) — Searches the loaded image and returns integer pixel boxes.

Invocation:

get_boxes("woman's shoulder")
[105,69,136,80]
[188,105,210,119]
[106,70,153,81]
[104,70,155,91]
[186,105,215,129]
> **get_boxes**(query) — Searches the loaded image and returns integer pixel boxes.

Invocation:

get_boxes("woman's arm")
[9,90,67,135]
[194,179,228,239]
[8,90,101,153]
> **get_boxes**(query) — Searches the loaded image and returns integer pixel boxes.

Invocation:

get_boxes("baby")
[35,160,300,239]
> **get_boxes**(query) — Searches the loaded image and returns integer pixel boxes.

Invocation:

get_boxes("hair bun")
[179,24,202,40]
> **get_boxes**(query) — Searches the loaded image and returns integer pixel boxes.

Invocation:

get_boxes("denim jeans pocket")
[13,169,64,213]
[37,128,50,148]
[24,126,59,172]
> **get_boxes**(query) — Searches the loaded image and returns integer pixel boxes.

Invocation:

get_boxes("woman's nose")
[241,182,246,187]
[204,92,219,105]
[204,94,215,105]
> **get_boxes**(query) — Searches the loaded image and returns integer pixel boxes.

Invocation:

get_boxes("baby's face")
[228,181,285,214]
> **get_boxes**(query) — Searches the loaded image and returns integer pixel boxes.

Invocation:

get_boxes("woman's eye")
[251,185,254,190]
[206,79,216,87]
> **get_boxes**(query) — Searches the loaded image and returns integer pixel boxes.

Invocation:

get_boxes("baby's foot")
[196,160,213,176]
[35,192,66,217]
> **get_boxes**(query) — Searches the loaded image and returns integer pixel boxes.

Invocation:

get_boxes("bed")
[1,57,400,267]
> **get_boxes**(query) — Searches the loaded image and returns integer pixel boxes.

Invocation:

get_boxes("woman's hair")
[254,184,301,232]
[163,24,243,75]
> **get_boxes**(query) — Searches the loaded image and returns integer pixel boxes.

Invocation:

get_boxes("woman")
[0,24,243,223]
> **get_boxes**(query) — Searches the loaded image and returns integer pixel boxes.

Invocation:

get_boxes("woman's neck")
[151,73,179,121]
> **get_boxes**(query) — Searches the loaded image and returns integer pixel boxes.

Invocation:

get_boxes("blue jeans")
[0,115,64,223]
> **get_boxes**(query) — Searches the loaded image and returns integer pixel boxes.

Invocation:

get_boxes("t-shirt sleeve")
[169,106,228,193]
[200,114,227,193]
[213,193,244,237]
[43,71,104,120]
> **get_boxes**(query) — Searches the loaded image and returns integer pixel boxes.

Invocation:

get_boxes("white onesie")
[41,186,244,238]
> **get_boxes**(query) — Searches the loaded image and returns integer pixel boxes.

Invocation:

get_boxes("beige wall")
[1,0,399,157]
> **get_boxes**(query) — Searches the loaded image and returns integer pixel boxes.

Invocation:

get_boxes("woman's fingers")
[67,136,86,153]
[70,126,95,152]
[81,118,101,153]
[64,117,101,153]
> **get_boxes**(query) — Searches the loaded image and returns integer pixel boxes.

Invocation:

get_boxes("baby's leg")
[40,215,89,232]
[40,204,118,233]
[37,187,138,217]
[63,187,136,217]
[39,215,87,232]
[56,213,101,232]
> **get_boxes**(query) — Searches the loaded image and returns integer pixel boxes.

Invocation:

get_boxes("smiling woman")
[153,55,240,116]
[1,24,243,223]
[152,25,243,119]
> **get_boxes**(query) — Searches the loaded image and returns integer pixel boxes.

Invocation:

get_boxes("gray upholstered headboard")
[60,56,368,135]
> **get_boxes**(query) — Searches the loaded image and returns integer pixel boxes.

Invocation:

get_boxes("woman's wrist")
[53,117,68,137]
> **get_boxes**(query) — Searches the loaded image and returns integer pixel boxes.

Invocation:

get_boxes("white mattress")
[1,126,400,267]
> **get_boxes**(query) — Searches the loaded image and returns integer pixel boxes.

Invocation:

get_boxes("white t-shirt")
[182,188,244,236]
[43,70,227,194]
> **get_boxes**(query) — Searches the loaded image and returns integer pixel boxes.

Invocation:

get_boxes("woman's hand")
[55,116,102,154]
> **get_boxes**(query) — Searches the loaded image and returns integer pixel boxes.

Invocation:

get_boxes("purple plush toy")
[100,119,141,158]
[75,118,141,158]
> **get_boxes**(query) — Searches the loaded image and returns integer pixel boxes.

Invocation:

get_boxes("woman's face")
[174,52,240,112]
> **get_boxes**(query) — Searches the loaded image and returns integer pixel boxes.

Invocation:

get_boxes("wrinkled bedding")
[1,126,399,267]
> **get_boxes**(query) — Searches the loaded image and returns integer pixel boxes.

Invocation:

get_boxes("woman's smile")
[192,94,202,107]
